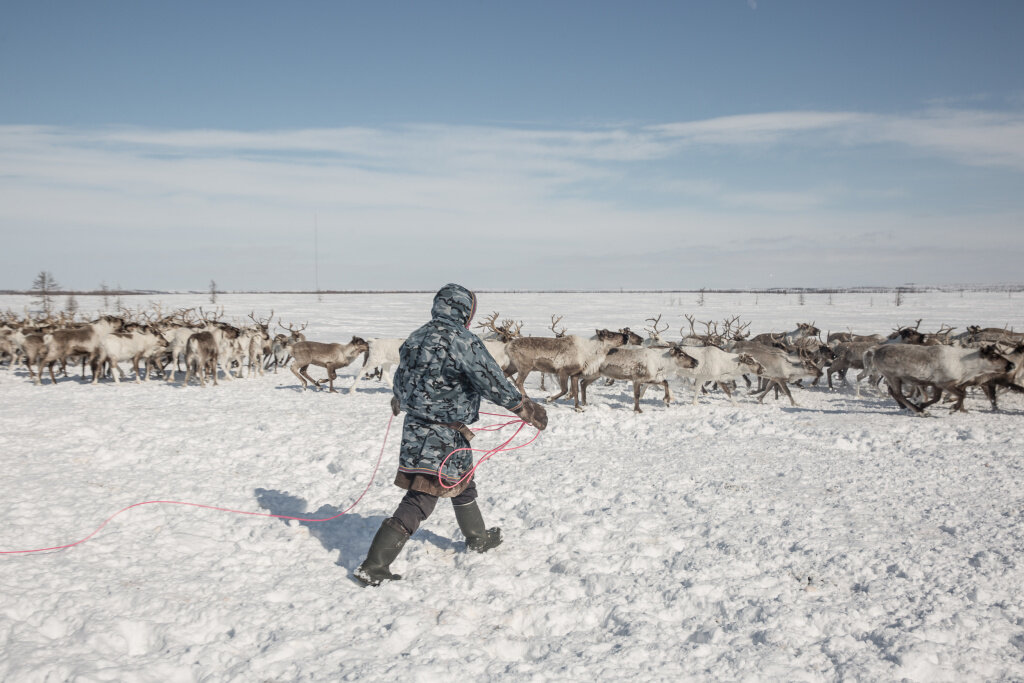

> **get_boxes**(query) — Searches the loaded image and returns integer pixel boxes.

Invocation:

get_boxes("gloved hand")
[391,396,401,416]
[512,398,548,431]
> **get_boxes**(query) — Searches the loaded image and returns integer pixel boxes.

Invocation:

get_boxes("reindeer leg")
[718,381,737,405]
[546,373,570,404]
[887,378,923,414]
[327,365,338,393]
[514,369,531,399]
[981,382,998,411]
[579,377,591,406]
[290,362,308,390]
[381,362,396,389]
[632,381,643,413]
[347,359,369,394]
[571,375,585,412]
[662,380,673,406]
[946,384,969,413]
[920,385,944,409]
[778,381,799,407]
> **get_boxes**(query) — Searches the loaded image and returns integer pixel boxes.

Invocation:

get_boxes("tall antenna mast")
[314,213,321,301]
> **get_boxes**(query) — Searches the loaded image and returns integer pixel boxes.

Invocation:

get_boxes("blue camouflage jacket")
[393,283,523,496]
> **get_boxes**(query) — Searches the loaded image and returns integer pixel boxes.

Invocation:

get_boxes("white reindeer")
[675,346,763,405]
[348,338,404,393]
[579,345,699,412]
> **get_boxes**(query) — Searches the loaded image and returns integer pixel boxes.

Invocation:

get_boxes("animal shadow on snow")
[253,488,454,571]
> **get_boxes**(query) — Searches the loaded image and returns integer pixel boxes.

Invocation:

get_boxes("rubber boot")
[453,500,502,553]
[354,518,410,587]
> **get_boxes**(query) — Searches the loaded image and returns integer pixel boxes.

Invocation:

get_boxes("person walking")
[355,283,548,587]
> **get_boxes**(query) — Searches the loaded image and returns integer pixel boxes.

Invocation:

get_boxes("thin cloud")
[2,107,1023,289]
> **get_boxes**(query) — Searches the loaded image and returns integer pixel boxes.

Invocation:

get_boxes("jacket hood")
[431,283,476,328]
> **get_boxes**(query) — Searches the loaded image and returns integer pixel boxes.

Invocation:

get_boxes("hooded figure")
[355,283,547,587]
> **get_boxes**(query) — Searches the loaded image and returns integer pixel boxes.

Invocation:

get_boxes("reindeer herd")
[0,306,308,388]
[2,306,1023,417]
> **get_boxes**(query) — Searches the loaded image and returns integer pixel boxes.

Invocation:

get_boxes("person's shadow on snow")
[253,488,456,571]
[254,488,381,571]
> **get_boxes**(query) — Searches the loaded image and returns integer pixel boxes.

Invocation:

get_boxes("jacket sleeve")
[455,332,523,411]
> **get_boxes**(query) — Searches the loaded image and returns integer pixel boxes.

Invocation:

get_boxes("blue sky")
[2,1,1023,290]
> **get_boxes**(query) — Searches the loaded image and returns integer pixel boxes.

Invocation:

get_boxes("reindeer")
[38,315,125,384]
[13,330,49,385]
[181,331,219,387]
[209,321,245,381]
[475,311,522,378]
[95,325,169,384]
[505,329,632,411]
[290,337,369,392]
[741,346,823,407]
[827,331,885,345]
[825,341,879,394]
[865,343,1016,414]
[975,343,1024,410]
[784,322,820,344]
[266,333,292,373]
[348,338,404,393]
[162,309,204,381]
[578,345,699,412]
[957,325,1024,345]
[245,311,274,377]
[280,319,308,343]
[642,314,671,348]
[674,346,763,405]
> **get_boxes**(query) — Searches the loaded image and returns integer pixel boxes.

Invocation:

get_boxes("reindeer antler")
[550,314,567,337]
[475,311,499,328]
[475,311,502,335]
[683,313,697,338]
[645,314,668,338]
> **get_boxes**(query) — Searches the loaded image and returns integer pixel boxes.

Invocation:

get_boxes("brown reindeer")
[290,337,369,392]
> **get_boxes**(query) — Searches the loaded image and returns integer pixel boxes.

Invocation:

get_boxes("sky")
[2,1,1023,291]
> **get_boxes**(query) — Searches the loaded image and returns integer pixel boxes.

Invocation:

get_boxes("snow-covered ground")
[2,291,1023,682]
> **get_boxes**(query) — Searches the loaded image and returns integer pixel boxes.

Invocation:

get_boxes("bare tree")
[100,281,110,309]
[65,294,79,318]
[894,287,904,307]
[209,280,218,304]
[697,288,706,307]
[31,271,60,316]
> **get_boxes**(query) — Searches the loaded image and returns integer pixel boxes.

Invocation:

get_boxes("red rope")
[436,411,540,490]
[1,410,536,555]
